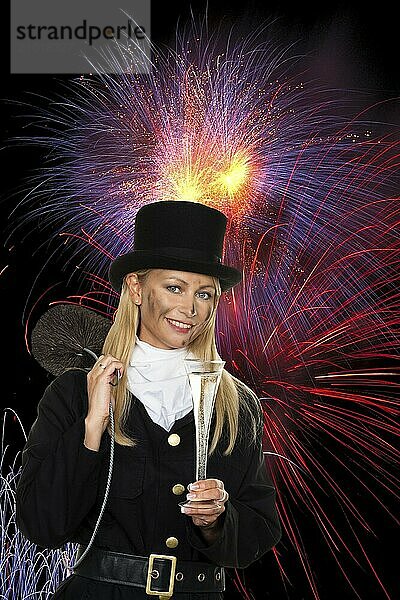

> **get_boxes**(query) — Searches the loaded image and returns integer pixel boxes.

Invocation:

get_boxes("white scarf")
[126,337,194,431]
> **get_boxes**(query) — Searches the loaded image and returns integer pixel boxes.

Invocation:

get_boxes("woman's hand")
[181,479,229,540]
[86,354,124,433]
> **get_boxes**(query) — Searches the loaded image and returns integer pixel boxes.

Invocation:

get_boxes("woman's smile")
[165,317,194,332]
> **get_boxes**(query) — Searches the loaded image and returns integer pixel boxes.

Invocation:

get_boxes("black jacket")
[16,369,281,580]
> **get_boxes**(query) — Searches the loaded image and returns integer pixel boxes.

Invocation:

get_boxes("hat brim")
[109,252,242,293]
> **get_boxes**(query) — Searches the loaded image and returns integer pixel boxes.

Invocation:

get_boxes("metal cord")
[67,398,115,570]
[82,347,99,361]
[65,349,116,571]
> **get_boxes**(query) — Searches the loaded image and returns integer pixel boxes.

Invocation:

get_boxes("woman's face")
[126,269,218,349]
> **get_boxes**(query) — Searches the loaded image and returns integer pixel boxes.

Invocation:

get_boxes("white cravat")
[126,337,194,431]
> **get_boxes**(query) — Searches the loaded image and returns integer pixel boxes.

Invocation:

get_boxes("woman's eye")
[197,291,212,300]
[166,286,213,299]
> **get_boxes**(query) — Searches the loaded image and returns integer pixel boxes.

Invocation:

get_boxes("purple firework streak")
[7,17,400,599]
[1,410,78,598]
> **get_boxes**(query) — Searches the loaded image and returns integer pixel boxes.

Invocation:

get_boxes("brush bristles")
[31,304,112,376]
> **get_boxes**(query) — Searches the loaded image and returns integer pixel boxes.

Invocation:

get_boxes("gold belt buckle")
[146,553,177,598]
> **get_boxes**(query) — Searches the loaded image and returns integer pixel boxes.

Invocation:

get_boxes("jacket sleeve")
[186,402,281,568]
[15,369,107,549]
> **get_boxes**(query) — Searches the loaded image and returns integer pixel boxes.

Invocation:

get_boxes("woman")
[16,201,281,599]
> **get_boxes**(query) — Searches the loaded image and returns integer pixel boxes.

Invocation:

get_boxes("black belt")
[73,545,225,597]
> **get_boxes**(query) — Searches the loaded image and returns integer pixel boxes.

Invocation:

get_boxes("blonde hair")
[102,269,260,454]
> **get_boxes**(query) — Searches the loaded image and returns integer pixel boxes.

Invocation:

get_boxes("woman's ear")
[125,273,142,306]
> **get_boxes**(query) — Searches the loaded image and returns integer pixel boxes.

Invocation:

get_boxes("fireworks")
[8,15,400,600]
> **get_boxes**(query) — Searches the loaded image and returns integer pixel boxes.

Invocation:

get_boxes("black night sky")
[2,2,399,599]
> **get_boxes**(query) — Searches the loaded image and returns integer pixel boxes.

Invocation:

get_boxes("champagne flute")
[179,359,225,509]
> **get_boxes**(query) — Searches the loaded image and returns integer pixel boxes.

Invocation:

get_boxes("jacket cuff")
[186,502,238,563]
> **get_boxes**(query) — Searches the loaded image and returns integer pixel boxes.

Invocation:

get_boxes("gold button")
[167,433,181,446]
[165,536,179,549]
[172,484,185,495]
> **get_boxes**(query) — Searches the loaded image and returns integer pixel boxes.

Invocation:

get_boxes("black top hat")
[109,201,242,292]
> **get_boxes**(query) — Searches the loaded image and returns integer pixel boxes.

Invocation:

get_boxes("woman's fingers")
[181,499,226,529]
[181,500,223,514]
[181,479,229,529]
[86,355,124,426]
[92,355,123,375]
[89,355,123,384]
[186,479,228,503]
